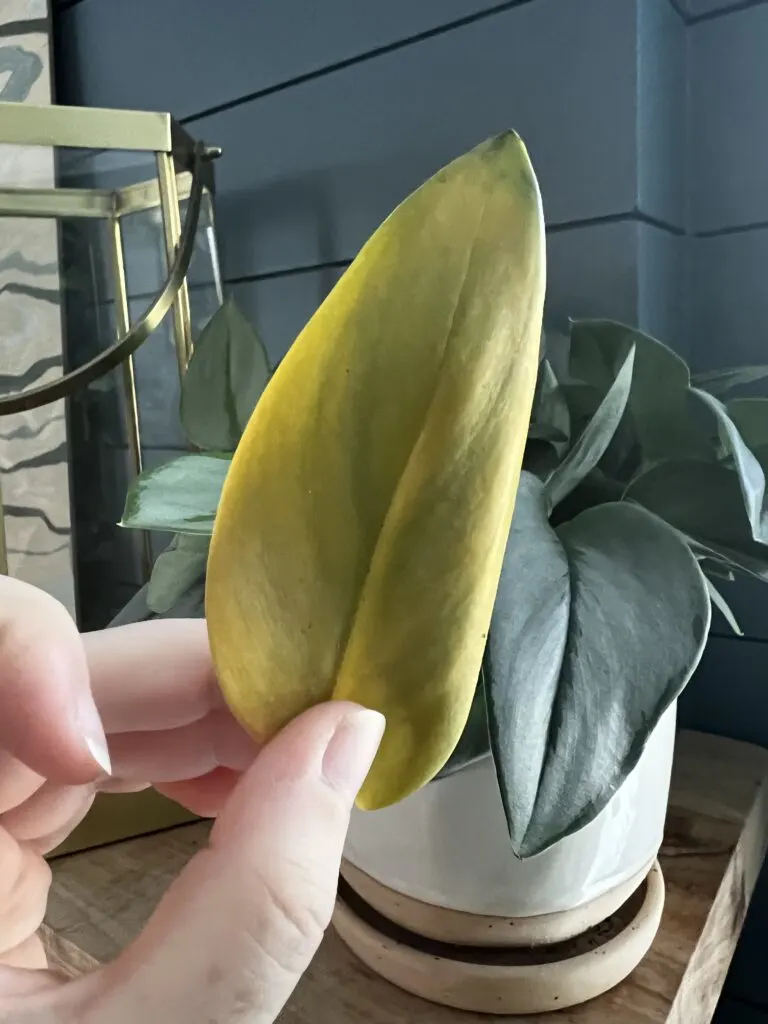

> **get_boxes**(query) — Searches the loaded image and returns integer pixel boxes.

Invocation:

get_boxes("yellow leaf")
[205,131,546,809]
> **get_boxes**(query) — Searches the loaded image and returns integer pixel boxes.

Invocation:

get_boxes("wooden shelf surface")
[42,730,768,1023]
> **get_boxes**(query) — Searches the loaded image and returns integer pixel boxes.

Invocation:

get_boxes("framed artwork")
[0,0,76,616]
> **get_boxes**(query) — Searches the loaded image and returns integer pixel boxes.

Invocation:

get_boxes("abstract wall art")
[0,0,77,616]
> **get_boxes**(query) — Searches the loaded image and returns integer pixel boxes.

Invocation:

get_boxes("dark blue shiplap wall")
[54,0,689,621]
[52,1,768,1016]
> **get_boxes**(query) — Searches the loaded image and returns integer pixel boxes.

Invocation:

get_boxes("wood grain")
[43,730,768,1023]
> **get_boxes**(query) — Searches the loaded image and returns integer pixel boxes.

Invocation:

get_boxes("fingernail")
[78,698,112,776]
[322,708,385,801]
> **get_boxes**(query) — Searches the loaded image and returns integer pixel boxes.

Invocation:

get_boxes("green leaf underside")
[545,344,635,509]
[727,399,768,478]
[625,460,768,581]
[694,365,768,396]
[120,453,231,535]
[691,388,768,543]
[485,472,710,859]
[180,296,270,451]
[704,576,743,637]
[147,534,211,614]
[698,554,735,583]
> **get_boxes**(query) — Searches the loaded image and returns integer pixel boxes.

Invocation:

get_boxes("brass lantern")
[0,100,222,605]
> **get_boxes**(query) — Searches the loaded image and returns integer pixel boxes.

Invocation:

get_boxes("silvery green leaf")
[625,460,768,580]
[181,296,270,451]
[697,555,735,583]
[693,365,768,396]
[687,535,768,583]
[120,453,230,535]
[727,398,768,472]
[545,343,635,509]
[704,576,743,636]
[147,534,210,614]
[569,320,709,468]
[690,388,768,543]
[485,472,710,859]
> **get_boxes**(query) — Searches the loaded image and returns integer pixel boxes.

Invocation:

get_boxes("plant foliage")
[122,296,768,856]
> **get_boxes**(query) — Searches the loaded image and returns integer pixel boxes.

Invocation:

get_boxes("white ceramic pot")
[344,703,676,922]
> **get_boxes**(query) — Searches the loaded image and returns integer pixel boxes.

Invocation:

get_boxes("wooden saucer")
[340,857,654,947]
[333,861,665,1016]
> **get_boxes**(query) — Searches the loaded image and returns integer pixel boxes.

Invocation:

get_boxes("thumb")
[77,701,385,1024]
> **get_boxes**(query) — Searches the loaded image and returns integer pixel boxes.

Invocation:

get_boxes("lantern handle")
[0,142,213,416]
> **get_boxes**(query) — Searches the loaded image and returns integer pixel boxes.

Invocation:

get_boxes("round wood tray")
[340,856,654,947]
[333,860,665,1016]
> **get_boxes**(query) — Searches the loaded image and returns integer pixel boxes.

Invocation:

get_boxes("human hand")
[0,576,384,1023]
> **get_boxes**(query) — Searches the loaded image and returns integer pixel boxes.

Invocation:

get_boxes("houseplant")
[120,134,768,1006]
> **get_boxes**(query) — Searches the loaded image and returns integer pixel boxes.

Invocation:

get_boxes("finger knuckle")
[250,866,330,973]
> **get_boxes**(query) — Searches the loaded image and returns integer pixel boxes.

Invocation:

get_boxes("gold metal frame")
[0,101,222,578]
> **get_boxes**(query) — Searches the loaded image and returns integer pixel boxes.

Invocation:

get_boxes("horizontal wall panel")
[193,0,642,282]
[546,221,643,333]
[228,220,681,370]
[230,267,344,368]
[688,4,768,232]
[710,575,768,644]
[679,634,768,746]
[688,229,768,371]
[548,220,686,350]
[55,0,507,119]
[638,223,688,355]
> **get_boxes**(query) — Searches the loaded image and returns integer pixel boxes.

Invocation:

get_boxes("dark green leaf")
[693,365,768,396]
[624,460,768,581]
[548,468,625,528]
[704,576,743,636]
[545,344,635,509]
[525,360,571,479]
[485,472,710,858]
[147,534,210,614]
[181,296,270,451]
[530,360,570,446]
[120,453,230,535]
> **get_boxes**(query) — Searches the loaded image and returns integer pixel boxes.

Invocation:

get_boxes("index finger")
[82,618,224,735]
[0,577,106,783]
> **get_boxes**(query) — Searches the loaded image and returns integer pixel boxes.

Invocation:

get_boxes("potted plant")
[120,134,768,1007]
